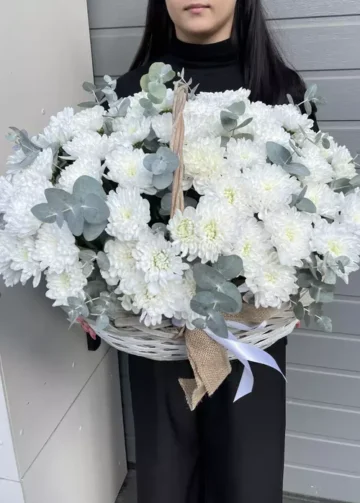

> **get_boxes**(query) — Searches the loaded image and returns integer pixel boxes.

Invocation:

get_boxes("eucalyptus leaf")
[97,251,110,271]
[266,142,292,166]
[305,84,318,101]
[296,197,317,213]
[83,194,110,224]
[296,271,313,288]
[149,62,165,81]
[236,117,253,129]
[190,297,210,317]
[83,221,107,241]
[96,314,110,331]
[161,192,172,213]
[10,151,39,169]
[31,203,57,223]
[152,223,168,235]
[221,136,230,148]
[78,101,97,109]
[227,101,246,116]
[220,111,238,131]
[294,302,304,320]
[206,310,228,339]
[304,100,312,116]
[73,175,106,201]
[331,178,350,192]
[289,140,303,157]
[193,290,239,314]
[309,302,323,317]
[350,174,360,188]
[323,268,337,285]
[85,280,107,298]
[184,197,198,209]
[287,94,295,105]
[193,263,226,291]
[192,318,207,330]
[213,255,244,280]
[79,249,97,262]
[218,283,242,311]
[82,263,94,278]
[9,127,42,154]
[316,315,332,333]
[148,82,167,104]
[139,98,154,111]
[45,188,77,212]
[153,171,174,190]
[322,137,331,149]
[65,204,84,236]
[140,74,150,92]
[304,311,311,327]
[82,82,97,93]
[283,163,310,177]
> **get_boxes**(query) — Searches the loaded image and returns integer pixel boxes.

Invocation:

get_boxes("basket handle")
[170,83,188,218]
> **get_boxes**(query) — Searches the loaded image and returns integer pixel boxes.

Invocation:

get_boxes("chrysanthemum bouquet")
[1,63,360,348]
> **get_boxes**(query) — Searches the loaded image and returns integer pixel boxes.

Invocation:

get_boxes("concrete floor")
[116,471,331,503]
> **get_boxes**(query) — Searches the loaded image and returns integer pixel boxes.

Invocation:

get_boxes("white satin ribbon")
[205,321,286,402]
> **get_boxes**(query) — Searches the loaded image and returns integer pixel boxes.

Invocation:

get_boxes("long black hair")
[130,0,305,105]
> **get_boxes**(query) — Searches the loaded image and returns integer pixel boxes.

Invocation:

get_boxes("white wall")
[0,1,127,502]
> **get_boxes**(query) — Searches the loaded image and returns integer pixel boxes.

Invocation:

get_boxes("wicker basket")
[87,83,298,361]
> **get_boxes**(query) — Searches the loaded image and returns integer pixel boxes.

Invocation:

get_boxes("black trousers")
[129,339,286,503]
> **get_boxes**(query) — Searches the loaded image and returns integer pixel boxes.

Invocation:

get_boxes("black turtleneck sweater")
[116,38,245,98]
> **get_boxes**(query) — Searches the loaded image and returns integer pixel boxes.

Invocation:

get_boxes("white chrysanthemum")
[131,274,185,326]
[315,135,338,162]
[45,262,87,307]
[245,251,298,308]
[64,131,111,160]
[226,137,266,171]
[306,182,343,220]
[195,89,251,110]
[203,175,254,220]
[6,147,26,168]
[106,187,151,241]
[34,222,79,274]
[173,269,198,327]
[112,116,151,145]
[100,239,137,286]
[34,107,75,148]
[273,104,314,136]
[263,207,313,266]
[294,143,334,184]
[195,197,236,263]
[125,89,174,120]
[312,219,360,263]
[71,106,105,134]
[331,145,357,180]
[241,163,301,217]
[232,218,273,269]
[340,188,360,235]
[133,232,189,291]
[184,137,226,194]
[248,102,291,146]
[105,146,153,193]
[152,113,172,144]
[57,156,103,192]
[21,148,54,179]
[4,171,51,237]
[0,176,13,213]
[0,232,41,287]
[168,206,199,260]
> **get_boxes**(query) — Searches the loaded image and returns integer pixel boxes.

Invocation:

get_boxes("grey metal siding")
[87,1,360,500]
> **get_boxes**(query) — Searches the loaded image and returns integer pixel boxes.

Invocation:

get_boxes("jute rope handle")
[170,83,188,218]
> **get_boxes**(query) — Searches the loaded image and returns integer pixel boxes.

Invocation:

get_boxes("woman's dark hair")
[130,0,305,105]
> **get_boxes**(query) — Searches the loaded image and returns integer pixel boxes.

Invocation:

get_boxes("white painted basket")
[89,303,297,361]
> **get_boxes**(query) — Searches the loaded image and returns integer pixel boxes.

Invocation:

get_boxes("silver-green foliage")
[190,256,244,338]
[31,175,109,241]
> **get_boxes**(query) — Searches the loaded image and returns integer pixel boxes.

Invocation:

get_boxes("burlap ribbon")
[179,305,279,410]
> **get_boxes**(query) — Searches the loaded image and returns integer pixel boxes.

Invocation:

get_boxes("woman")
[115,1,315,502]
